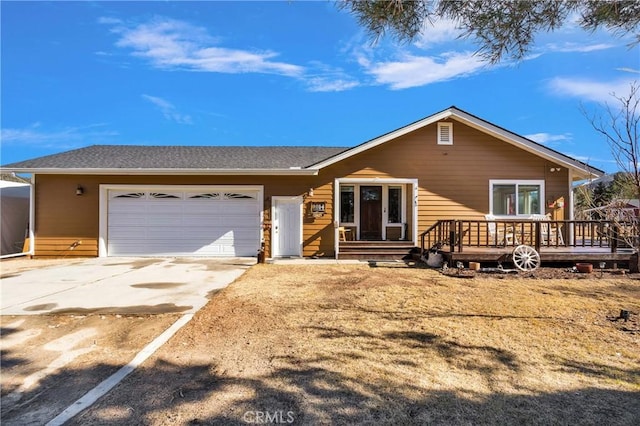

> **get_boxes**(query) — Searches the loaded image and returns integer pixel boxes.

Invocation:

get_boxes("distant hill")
[0,173,30,184]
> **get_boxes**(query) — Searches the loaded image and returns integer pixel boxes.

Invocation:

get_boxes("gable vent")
[438,122,453,145]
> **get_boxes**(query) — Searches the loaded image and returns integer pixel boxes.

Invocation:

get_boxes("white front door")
[272,197,302,257]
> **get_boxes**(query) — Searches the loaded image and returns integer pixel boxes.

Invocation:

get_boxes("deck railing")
[420,219,628,255]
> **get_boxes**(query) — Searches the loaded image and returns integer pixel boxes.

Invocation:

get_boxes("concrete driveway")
[0,257,254,315]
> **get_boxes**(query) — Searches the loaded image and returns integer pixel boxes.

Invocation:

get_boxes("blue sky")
[1,1,639,173]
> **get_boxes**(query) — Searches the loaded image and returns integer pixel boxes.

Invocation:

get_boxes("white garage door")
[107,187,261,257]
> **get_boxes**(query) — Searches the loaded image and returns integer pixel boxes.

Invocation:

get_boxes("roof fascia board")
[0,168,319,176]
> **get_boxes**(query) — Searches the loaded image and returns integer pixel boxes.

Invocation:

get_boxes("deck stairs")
[337,241,417,261]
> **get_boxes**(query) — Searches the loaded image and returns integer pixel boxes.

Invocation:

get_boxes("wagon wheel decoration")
[512,245,540,271]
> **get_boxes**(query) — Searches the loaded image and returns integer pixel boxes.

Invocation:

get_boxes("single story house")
[1,106,603,259]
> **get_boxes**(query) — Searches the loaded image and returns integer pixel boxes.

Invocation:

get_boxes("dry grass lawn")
[74,265,639,425]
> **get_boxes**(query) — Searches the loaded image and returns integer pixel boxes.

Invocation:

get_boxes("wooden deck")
[443,245,632,266]
[333,219,636,266]
[421,219,635,266]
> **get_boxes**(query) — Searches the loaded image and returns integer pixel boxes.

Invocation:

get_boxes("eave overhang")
[0,167,320,176]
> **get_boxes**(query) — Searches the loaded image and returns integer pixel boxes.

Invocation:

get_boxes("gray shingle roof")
[2,145,349,170]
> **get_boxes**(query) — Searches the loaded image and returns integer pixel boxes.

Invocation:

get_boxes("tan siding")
[35,237,98,257]
[34,174,336,258]
[319,118,570,236]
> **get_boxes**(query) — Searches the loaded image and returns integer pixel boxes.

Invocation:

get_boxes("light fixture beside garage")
[76,185,84,196]
[303,188,314,200]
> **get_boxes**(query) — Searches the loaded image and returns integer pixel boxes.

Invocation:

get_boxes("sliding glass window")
[490,180,543,216]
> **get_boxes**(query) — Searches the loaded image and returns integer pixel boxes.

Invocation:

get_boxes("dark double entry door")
[360,186,382,240]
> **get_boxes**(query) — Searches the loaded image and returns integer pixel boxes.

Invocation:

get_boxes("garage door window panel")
[189,192,221,199]
[225,192,256,200]
[113,192,145,199]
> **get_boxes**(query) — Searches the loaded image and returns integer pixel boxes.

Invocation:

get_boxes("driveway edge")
[46,313,195,426]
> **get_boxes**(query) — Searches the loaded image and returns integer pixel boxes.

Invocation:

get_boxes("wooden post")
[534,221,541,252]
[457,220,464,252]
[449,222,456,253]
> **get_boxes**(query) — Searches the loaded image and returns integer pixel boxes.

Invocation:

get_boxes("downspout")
[413,181,419,246]
[29,174,35,256]
[568,169,574,220]
[568,169,574,245]
[98,185,107,257]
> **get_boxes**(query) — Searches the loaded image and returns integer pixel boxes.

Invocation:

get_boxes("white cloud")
[302,62,360,92]
[100,16,364,92]
[1,124,118,146]
[548,77,636,103]
[348,18,495,91]
[366,51,486,90]
[305,77,359,93]
[107,17,303,77]
[545,42,615,53]
[617,67,640,74]
[414,18,462,49]
[525,132,572,145]
[141,95,192,124]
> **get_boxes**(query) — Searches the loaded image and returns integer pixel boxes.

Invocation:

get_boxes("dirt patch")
[441,266,638,281]
[0,273,20,279]
[0,257,84,278]
[48,304,193,315]
[206,288,223,299]
[130,283,187,290]
[104,259,165,269]
[0,315,178,425]
[71,264,640,425]
[23,303,59,312]
[169,258,254,272]
[0,313,180,425]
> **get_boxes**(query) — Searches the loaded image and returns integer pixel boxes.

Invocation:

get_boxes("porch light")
[308,188,314,197]
[76,185,84,196]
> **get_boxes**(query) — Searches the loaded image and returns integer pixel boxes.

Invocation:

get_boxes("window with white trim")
[438,122,453,145]
[388,186,402,224]
[340,185,355,223]
[490,180,543,216]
